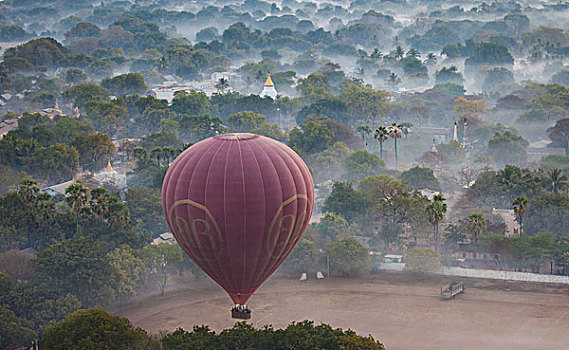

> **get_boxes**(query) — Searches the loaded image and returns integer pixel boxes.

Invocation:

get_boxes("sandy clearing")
[116,273,569,350]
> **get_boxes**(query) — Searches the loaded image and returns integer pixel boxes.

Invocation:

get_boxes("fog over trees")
[2,0,569,348]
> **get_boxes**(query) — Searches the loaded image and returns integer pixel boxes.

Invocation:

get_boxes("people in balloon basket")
[232,304,251,313]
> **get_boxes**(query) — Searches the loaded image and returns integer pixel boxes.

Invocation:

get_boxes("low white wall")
[379,262,405,272]
[440,266,569,285]
[380,263,569,285]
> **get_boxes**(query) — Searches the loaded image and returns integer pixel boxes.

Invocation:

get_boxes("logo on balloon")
[266,194,312,259]
[168,199,223,262]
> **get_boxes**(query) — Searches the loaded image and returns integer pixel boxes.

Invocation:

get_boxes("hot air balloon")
[161,133,314,318]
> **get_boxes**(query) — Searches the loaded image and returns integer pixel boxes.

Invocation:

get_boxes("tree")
[285,239,317,272]
[125,188,168,236]
[108,245,148,304]
[4,38,69,68]
[22,144,79,184]
[289,120,333,154]
[0,306,37,349]
[426,195,447,251]
[18,179,38,246]
[344,150,385,182]
[226,111,267,132]
[65,184,88,234]
[356,125,371,149]
[468,213,486,266]
[63,83,109,109]
[101,73,147,96]
[40,307,155,350]
[388,123,402,169]
[547,118,569,155]
[322,181,368,223]
[435,66,464,85]
[453,97,487,124]
[525,194,569,237]
[30,238,118,307]
[404,248,441,277]
[543,168,568,194]
[215,77,229,94]
[139,243,183,296]
[65,68,87,83]
[373,126,388,159]
[64,22,101,41]
[325,237,370,277]
[71,132,116,174]
[487,131,529,166]
[171,91,210,116]
[161,321,385,349]
[340,84,390,124]
[400,166,441,191]
[512,196,527,237]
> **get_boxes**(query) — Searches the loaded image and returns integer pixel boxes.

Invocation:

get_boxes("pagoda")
[260,72,277,99]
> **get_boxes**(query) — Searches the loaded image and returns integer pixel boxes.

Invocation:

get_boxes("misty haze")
[0,0,569,349]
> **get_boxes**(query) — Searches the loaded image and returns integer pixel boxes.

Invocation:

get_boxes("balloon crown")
[215,133,259,141]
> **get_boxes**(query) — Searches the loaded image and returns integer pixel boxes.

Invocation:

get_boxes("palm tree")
[150,147,163,166]
[156,56,168,74]
[65,184,88,234]
[161,146,175,164]
[388,123,403,169]
[18,179,39,246]
[497,165,522,203]
[426,194,447,251]
[90,187,109,218]
[512,196,527,238]
[356,125,371,149]
[407,48,420,58]
[387,72,400,85]
[373,126,389,159]
[370,48,382,60]
[394,45,405,59]
[544,168,568,194]
[468,213,486,267]
[215,77,229,94]
[425,52,437,65]
[400,122,413,138]
[132,147,148,162]
[107,195,130,235]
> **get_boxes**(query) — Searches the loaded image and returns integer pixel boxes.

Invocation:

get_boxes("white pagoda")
[260,72,277,99]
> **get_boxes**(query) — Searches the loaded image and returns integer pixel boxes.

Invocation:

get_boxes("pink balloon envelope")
[162,133,314,305]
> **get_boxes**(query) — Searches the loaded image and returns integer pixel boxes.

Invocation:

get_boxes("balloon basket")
[231,309,252,319]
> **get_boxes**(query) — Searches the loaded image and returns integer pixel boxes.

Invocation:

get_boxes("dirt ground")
[116,273,569,350]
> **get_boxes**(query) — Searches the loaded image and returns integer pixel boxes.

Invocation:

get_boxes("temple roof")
[105,159,114,172]
[264,72,274,87]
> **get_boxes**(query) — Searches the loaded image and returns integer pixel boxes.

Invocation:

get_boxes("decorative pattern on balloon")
[266,194,312,259]
[168,199,223,262]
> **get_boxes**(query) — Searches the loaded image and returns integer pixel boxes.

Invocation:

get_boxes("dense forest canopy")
[2,0,569,348]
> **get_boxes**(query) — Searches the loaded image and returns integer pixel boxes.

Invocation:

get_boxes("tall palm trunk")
[75,211,80,234]
[434,223,438,251]
[474,238,478,268]
[394,138,398,169]
[380,141,383,158]
[26,206,31,246]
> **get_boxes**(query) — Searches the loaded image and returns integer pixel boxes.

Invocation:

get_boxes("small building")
[152,232,175,245]
[492,208,520,237]
[41,179,76,196]
[0,118,18,139]
[40,100,63,119]
[383,254,404,263]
